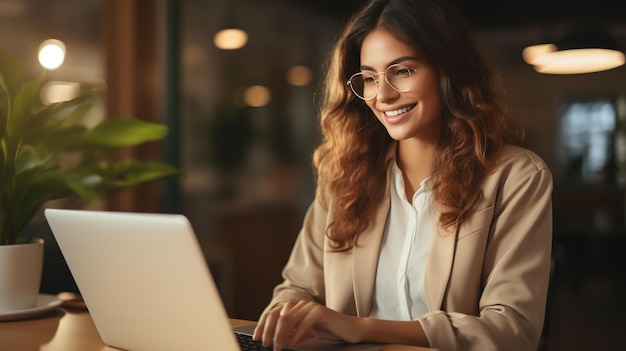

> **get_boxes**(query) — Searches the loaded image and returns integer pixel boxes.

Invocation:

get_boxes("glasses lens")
[385,64,412,92]
[349,73,376,100]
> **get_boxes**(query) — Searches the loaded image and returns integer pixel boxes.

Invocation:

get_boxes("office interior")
[1,0,625,350]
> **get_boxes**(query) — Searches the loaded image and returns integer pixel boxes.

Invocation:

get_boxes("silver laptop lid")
[45,208,239,351]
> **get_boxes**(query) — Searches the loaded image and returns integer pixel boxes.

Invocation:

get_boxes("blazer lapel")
[424,223,458,311]
[352,149,395,317]
[352,191,390,316]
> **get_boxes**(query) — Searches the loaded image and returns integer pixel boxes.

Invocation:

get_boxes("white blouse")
[369,161,434,321]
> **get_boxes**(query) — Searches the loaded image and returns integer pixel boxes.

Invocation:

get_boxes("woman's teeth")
[385,104,415,117]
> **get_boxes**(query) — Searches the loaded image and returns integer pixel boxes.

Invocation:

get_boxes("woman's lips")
[382,104,416,124]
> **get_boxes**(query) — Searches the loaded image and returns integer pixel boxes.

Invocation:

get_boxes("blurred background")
[1,0,625,350]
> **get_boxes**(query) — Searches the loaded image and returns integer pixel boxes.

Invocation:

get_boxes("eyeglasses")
[346,63,424,101]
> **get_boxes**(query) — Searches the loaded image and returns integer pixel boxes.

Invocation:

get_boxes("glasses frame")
[346,63,426,101]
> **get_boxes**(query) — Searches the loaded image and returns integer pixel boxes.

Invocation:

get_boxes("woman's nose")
[376,79,399,102]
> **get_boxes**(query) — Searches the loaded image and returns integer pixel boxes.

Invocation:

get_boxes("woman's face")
[359,29,441,143]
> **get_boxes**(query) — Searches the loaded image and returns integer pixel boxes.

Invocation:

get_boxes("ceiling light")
[534,48,625,74]
[213,28,248,50]
[523,22,625,74]
[213,2,248,50]
[38,39,66,70]
[522,44,557,66]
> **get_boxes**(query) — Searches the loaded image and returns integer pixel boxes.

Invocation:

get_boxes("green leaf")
[30,169,101,201]
[15,146,53,175]
[0,46,23,100]
[0,138,6,169]
[40,119,170,153]
[40,124,91,152]
[23,93,93,144]
[96,161,178,189]
[86,119,169,147]
[6,77,44,152]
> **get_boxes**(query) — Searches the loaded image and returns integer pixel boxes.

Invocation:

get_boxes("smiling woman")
[358,29,441,150]
[252,1,553,351]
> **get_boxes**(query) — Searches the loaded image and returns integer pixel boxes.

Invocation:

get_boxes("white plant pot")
[0,239,44,312]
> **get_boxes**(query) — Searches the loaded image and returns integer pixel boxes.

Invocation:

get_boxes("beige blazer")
[267,144,553,351]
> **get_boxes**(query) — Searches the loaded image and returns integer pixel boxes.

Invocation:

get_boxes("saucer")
[0,294,63,322]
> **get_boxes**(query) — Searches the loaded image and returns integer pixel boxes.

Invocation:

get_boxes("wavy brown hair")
[313,0,525,249]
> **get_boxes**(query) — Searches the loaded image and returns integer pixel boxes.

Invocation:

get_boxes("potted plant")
[0,46,177,312]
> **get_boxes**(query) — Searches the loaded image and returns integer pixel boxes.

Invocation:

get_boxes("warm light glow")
[40,81,81,104]
[243,85,271,107]
[534,48,626,74]
[213,28,248,50]
[38,39,66,70]
[522,44,557,65]
[286,65,313,86]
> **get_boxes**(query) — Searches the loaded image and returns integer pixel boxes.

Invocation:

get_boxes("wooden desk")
[0,308,434,350]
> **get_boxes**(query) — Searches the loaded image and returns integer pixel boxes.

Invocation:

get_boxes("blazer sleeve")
[420,149,554,351]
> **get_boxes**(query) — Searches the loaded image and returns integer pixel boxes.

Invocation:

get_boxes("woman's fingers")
[285,303,325,346]
[274,301,320,349]
[291,307,361,345]
[253,310,268,340]
[254,301,294,347]
[255,300,340,351]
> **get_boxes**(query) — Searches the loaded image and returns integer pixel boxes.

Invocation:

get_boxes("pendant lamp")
[213,2,248,50]
[523,21,625,74]
[214,28,248,50]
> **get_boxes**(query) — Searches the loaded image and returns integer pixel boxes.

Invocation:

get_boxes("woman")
[253,0,553,350]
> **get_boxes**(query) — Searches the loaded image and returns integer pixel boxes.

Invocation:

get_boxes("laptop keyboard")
[235,331,296,351]
[235,331,273,351]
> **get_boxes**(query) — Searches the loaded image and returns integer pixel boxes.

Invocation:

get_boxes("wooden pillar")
[104,0,164,212]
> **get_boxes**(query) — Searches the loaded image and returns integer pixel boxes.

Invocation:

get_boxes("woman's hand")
[252,300,363,351]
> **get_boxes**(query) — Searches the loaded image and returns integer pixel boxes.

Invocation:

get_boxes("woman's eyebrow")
[359,56,421,71]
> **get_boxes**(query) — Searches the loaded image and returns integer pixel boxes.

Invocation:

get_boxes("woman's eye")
[394,67,412,76]
[363,76,376,84]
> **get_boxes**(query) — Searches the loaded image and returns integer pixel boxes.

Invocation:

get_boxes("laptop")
[45,208,381,351]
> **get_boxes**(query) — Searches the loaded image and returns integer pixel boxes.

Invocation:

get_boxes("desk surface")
[0,307,434,351]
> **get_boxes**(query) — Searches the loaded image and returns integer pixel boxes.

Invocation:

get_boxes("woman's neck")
[396,139,436,201]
